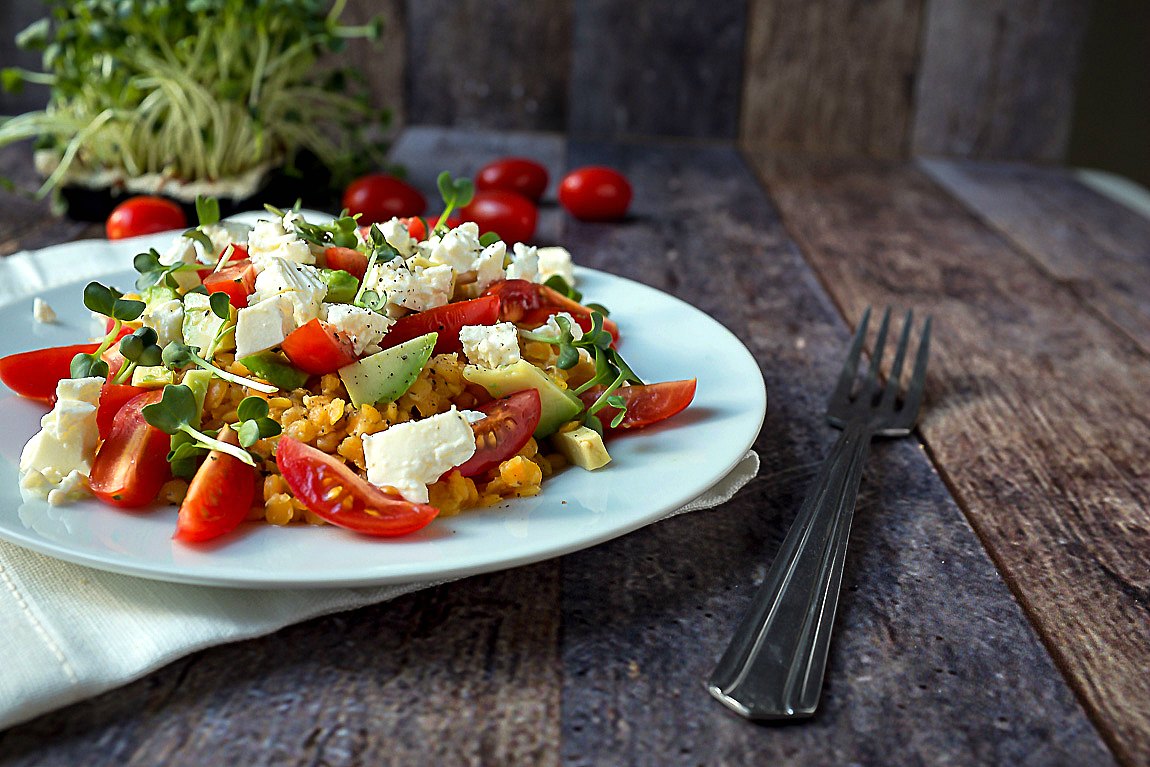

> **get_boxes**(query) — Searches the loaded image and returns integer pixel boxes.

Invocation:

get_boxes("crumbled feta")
[365,259,455,313]
[536,246,575,286]
[424,221,482,272]
[506,242,539,282]
[474,240,508,292]
[33,297,57,324]
[363,408,477,503]
[380,217,419,258]
[19,376,103,505]
[158,235,205,291]
[253,257,328,326]
[203,220,253,258]
[529,311,584,342]
[459,322,522,369]
[234,295,295,359]
[247,213,314,272]
[460,409,487,424]
[142,297,184,346]
[324,304,393,356]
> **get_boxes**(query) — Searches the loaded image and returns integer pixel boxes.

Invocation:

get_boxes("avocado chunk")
[339,332,437,407]
[130,365,175,388]
[551,425,612,470]
[463,359,583,438]
[239,352,309,392]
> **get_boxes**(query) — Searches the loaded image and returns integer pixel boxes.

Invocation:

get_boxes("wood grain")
[912,0,1092,162]
[751,150,1150,766]
[337,0,407,130]
[739,0,924,158]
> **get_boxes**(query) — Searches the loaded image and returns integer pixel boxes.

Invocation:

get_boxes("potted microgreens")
[0,0,388,219]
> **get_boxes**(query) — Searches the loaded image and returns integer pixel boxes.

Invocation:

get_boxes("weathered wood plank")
[739,0,924,158]
[752,151,1150,766]
[567,0,746,140]
[0,143,99,255]
[920,157,1150,356]
[557,141,1113,765]
[338,0,407,129]
[912,0,1092,162]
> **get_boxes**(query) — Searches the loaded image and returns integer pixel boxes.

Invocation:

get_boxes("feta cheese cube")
[324,304,393,356]
[142,297,185,346]
[33,297,56,324]
[363,408,477,503]
[474,240,508,292]
[529,311,584,342]
[459,322,521,369]
[203,220,252,257]
[247,213,315,272]
[380,217,419,257]
[158,236,204,291]
[235,295,295,359]
[253,257,328,326]
[505,243,539,282]
[19,376,104,504]
[536,246,575,286]
[365,260,455,313]
[424,221,482,272]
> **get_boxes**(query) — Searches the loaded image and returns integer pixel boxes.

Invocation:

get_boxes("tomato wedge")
[455,389,542,478]
[484,279,619,343]
[281,318,359,375]
[323,246,369,281]
[577,380,697,433]
[202,259,257,309]
[398,216,428,241]
[382,294,501,355]
[96,383,148,439]
[175,426,257,543]
[0,342,104,402]
[89,390,171,508]
[276,436,439,536]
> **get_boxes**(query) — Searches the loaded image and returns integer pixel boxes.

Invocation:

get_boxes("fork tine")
[880,310,914,408]
[830,306,871,404]
[900,316,932,419]
[865,308,892,392]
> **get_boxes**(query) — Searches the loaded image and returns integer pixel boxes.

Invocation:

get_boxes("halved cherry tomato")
[106,196,188,240]
[577,379,697,433]
[559,166,632,221]
[175,426,257,543]
[477,157,548,202]
[226,243,249,262]
[202,260,257,308]
[484,279,620,342]
[399,216,429,241]
[381,294,501,355]
[0,342,105,402]
[323,246,369,281]
[89,390,171,508]
[455,389,542,478]
[457,190,537,244]
[343,174,427,224]
[276,436,439,536]
[96,383,148,439]
[281,318,359,375]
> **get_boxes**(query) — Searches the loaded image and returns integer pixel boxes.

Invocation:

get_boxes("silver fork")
[708,307,932,720]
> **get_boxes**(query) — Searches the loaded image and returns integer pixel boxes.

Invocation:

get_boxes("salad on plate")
[0,174,696,545]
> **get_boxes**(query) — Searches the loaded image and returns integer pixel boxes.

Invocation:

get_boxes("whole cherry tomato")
[342,174,427,224]
[457,190,537,244]
[105,196,188,240]
[558,166,632,221]
[476,157,548,202]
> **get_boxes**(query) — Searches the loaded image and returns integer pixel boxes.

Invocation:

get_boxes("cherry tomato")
[281,319,359,375]
[105,196,188,240]
[202,260,257,309]
[484,279,620,343]
[559,166,632,221]
[96,383,148,439]
[382,294,501,355]
[276,436,439,536]
[342,174,427,224]
[175,426,257,543]
[476,157,549,202]
[457,190,537,244]
[398,216,429,241]
[323,246,369,281]
[578,380,697,433]
[226,243,249,262]
[89,390,171,508]
[0,342,106,402]
[455,389,542,478]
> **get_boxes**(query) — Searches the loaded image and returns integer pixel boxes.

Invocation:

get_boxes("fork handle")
[708,420,872,719]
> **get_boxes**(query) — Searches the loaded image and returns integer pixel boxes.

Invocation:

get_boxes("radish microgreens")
[142,385,274,468]
[432,171,475,234]
[70,281,144,379]
[161,342,277,394]
[132,248,201,291]
[109,326,164,385]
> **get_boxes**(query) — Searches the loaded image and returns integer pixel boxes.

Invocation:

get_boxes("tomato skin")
[559,167,632,221]
[476,157,548,202]
[455,389,542,478]
[382,295,501,355]
[276,436,439,536]
[457,190,537,244]
[323,246,369,281]
[0,342,105,402]
[175,426,257,543]
[399,216,428,241]
[106,196,188,239]
[226,243,249,262]
[202,260,257,308]
[89,390,171,508]
[578,379,697,433]
[483,279,620,343]
[343,174,427,224]
[281,319,359,375]
[96,383,147,439]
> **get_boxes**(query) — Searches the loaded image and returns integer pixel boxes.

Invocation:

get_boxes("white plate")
[0,232,765,588]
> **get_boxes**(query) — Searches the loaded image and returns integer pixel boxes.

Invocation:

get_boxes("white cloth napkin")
[0,236,760,730]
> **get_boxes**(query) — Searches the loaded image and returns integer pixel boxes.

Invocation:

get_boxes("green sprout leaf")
[70,353,109,380]
[543,275,583,303]
[432,171,475,234]
[182,228,214,253]
[209,291,231,320]
[195,195,220,227]
[478,231,502,248]
[161,342,277,394]
[142,385,257,467]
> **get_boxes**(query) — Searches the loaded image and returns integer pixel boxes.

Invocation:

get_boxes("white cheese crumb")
[19,376,103,504]
[363,408,478,503]
[536,246,576,286]
[324,304,393,356]
[459,322,522,369]
[33,298,57,324]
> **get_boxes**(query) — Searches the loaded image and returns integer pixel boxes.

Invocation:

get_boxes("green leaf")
[137,345,163,367]
[237,419,261,448]
[1,69,25,95]
[182,228,213,253]
[557,345,580,370]
[543,275,582,303]
[70,353,108,380]
[209,291,231,320]
[236,395,269,422]
[111,297,145,321]
[83,282,115,316]
[479,231,501,247]
[162,342,194,369]
[119,333,143,361]
[319,269,359,303]
[195,195,220,227]
[141,384,197,434]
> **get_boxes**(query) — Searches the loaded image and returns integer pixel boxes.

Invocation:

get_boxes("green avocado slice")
[339,332,438,407]
[463,359,583,438]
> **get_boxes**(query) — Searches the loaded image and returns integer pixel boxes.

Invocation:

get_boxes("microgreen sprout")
[432,171,475,234]
[161,342,277,395]
[294,209,362,249]
[70,281,145,380]
[203,292,238,358]
[133,248,201,291]
[195,195,221,228]
[110,326,164,385]
[142,385,258,468]
[235,396,283,448]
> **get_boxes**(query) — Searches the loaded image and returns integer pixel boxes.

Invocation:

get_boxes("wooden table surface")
[0,127,1146,767]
